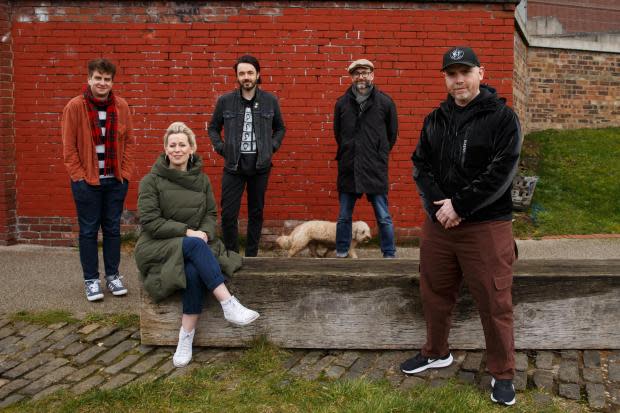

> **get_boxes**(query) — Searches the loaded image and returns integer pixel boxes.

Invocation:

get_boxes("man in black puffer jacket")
[400,47,522,407]
[333,58,398,258]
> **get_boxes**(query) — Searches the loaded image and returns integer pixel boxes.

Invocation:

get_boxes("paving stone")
[155,359,176,376]
[366,351,402,380]
[0,326,15,340]
[303,355,336,381]
[515,352,528,371]
[282,350,306,370]
[97,339,139,365]
[400,375,425,390]
[15,339,54,362]
[0,319,9,329]
[334,351,360,368]
[582,367,603,383]
[78,323,100,335]
[0,378,30,400]
[608,350,620,364]
[32,383,69,401]
[0,336,21,353]
[49,333,80,351]
[47,322,68,330]
[324,365,346,379]
[130,330,141,340]
[24,358,69,380]
[48,324,80,342]
[104,354,142,375]
[478,373,493,391]
[3,352,54,379]
[84,325,119,343]
[193,349,224,363]
[536,351,555,370]
[560,350,580,361]
[100,372,136,390]
[533,369,554,390]
[0,359,19,374]
[608,362,620,383]
[72,374,106,395]
[16,323,39,337]
[461,352,483,372]
[66,364,101,382]
[583,350,601,368]
[585,382,606,410]
[0,393,25,408]
[457,371,475,384]
[101,329,134,347]
[341,352,377,380]
[15,327,53,348]
[558,383,581,400]
[63,341,87,356]
[0,378,8,387]
[429,378,447,388]
[20,365,76,395]
[134,370,168,384]
[610,387,620,407]
[168,363,200,379]
[288,351,324,376]
[386,373,404,387]
[532,392,554,408]
[129,352,168,374]
[558,359,580,383]
[136,344,155,355]
[514,369,527,391]
[74,344,107,365]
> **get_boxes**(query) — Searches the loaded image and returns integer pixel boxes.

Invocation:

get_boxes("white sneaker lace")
[176,332,192,358]
[108,276,124,289]
[86,281,100,294]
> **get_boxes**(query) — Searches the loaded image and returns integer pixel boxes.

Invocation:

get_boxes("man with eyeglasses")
[333,59,398,258]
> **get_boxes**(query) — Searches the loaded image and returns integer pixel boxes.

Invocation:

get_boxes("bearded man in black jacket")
[400,47,522,407]
[333,58,398,259]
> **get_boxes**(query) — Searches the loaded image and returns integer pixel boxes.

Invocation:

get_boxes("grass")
[82,312,140,329]
[513,127,620,238]
[10,310,78,326]
[4,338,589,413]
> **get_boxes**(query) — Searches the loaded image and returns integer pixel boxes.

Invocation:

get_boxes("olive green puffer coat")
[135,153,241,302]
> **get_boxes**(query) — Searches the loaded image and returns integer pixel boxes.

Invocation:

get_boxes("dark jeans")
[181,237,226,315]
[419,218,516,379]
[336,192,396,257]
[70,178,128,281]
[221,169,270,257]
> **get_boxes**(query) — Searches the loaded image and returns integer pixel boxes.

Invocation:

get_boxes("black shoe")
[400,352,453,374]
[491,377,516,406]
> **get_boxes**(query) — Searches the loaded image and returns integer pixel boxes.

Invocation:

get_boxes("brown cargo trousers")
[419,218,517,379]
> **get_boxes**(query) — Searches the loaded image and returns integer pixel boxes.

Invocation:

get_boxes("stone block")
[533,369,554,390]
[100,373,136,391]
[585,383,606,410]
[582,367,603,383]
[583,350,601,368]
[462,352,483,372]
[72,374,105,395]
[84,325,119,343]
[515,352,529,371]
[104,354,142,375]
[558,360,579,383]
[66,365,101,382]
[558,383,581,400]
[32,383,68,401]
[97,339,139,364]
[536,351,555,370]
[20,365,76,395]
[24,358,69,380]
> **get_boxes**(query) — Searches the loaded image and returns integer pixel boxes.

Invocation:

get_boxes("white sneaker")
[172,327,194,368]
[221,296,260,326]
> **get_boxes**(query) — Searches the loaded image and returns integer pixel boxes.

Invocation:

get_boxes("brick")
[78,324,100,335]
[104,354,142,375]
[84,325,119,343]
[14,339,54,362]
[558,360,580,383]
[558,383,581,400]
[74,344,107,365]
[21,365,77,395]
[585,383,606,410]
[0,378,30,400]
[49,333,80,351]
[62,341,86,356]
[536,351,555,370]
[101,329,135,347]
[3,352,54,379]
[71,374,105,395]
[32,383,69,401]
[533,369,554,390]
[97,339,139,365]
[15,327,53,348]
[24,358,69,380]
[66,364,102,382]
[100,373,136,391]
[0,394,26,409]
[129,352,169,374]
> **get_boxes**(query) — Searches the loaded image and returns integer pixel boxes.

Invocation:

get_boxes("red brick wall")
[9,1,517,246]
[512,32,528,132]
[525,48,620,132]
[0,0,16,245]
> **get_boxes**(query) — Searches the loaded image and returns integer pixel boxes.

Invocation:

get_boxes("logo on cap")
[450,49,465,61]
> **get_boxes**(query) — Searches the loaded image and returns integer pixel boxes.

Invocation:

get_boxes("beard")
[354,80,372,94]
[238,79,257,91]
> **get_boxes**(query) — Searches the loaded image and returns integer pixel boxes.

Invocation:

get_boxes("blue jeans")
[336,192,396,258]
[181,237,226,315]
[71,178,128,281]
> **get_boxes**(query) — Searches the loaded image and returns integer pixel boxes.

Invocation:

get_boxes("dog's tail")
[276,235,291,250]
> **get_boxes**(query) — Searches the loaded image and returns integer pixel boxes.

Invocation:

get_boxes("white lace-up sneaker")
[173,327,195,368]
[105,274,128,296]
[85,279,104,302]
[221,296,260,326]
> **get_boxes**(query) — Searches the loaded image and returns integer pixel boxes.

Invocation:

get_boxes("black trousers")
[220,168,270,257]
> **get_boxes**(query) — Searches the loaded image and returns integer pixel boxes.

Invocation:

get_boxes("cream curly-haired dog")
[276,220,372,258]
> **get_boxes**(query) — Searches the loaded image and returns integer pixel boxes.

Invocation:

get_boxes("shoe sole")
[110,289,128,296]
[228,313,260,327]
[490,378,516,406]
[401,353,454,374]
[173,358,191,368]
[87,293,104,302]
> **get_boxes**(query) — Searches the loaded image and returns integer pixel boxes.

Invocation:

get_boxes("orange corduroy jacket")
[62,94,135,185]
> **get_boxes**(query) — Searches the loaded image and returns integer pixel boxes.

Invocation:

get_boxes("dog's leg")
[308,241,319,258]
[349,240,358,259]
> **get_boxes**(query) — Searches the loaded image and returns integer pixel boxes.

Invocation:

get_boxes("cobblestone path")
[1,316,619,411]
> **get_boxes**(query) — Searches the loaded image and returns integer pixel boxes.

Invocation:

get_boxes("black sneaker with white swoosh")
[400,352,454,375]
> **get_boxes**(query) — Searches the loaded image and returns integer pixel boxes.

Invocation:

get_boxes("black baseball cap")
[441,46,480,71]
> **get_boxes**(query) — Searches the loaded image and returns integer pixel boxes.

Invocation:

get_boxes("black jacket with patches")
[334,85,398,194]
[412,84,522,222]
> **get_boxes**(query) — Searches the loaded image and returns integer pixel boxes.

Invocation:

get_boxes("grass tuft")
[82,312,140,329]
[10,310,78,326]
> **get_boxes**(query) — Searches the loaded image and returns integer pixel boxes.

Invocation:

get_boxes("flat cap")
[348,59,374,73]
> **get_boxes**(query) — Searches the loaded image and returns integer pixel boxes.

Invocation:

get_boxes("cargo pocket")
[493,274,513,291]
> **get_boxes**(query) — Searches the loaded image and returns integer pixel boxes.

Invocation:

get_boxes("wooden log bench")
[140,258,620,349]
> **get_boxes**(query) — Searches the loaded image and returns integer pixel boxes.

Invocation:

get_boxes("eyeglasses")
[352,71,372,79]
